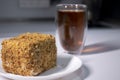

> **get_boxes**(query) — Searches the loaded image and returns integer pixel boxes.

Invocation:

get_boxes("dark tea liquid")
[57,10,86,51]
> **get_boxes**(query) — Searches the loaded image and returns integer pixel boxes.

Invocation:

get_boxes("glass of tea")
[56,4,87,54]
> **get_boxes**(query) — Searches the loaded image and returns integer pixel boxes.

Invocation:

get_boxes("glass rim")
[56,4,87,8]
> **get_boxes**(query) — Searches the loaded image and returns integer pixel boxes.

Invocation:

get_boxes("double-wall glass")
[56,4,87,54]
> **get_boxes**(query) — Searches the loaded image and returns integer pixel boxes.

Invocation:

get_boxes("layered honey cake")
[1,33,57,76]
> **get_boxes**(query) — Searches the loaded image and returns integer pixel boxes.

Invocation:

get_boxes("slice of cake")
[1,33,57,76]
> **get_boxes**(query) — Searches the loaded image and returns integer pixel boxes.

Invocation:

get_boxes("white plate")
[0,53,82,80]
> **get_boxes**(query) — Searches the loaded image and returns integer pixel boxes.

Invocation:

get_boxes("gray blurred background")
[0,0,120,31]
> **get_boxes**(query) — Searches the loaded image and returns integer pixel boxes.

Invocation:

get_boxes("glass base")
[64,50,82,55]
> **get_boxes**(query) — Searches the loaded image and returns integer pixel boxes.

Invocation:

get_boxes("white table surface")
[56,29,120,80]
[0,22,120,80]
